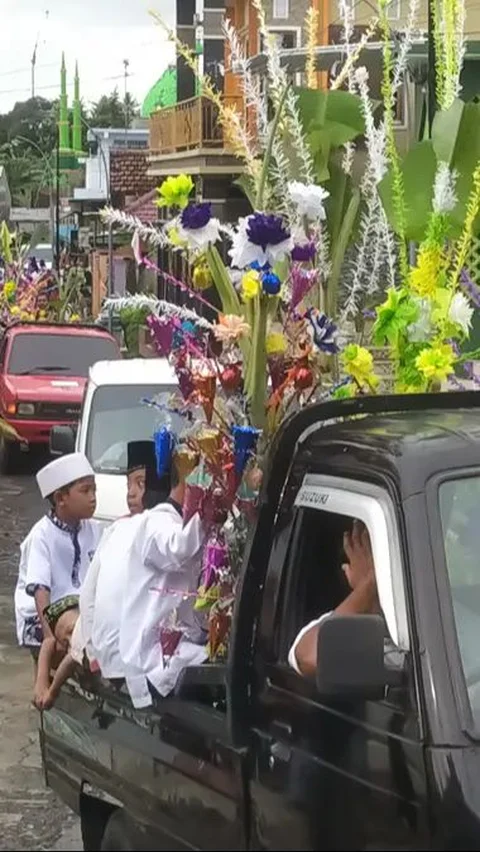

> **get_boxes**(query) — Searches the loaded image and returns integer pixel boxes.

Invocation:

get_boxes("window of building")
[273,0,289,20]
[386,0,401,19]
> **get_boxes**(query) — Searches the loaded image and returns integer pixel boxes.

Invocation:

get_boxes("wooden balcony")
[150,96,244,156]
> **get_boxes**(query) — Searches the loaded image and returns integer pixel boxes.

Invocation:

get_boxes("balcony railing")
[149,96,243,155]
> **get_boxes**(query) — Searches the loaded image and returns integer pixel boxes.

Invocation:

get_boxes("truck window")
[439,475,480,723]
[6,333,118,377]
[86,384,183,474]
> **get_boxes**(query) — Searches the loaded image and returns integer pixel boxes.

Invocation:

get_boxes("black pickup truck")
[41,393,480,851]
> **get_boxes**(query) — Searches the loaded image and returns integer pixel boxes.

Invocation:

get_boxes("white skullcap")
[36,453,94,499]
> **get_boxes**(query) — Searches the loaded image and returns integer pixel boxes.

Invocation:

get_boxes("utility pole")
[55,122,61,273]
[31,10,49,99]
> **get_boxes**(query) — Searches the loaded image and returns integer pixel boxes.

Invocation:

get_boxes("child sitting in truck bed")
[15,453,102,664]
[34,595,81,710]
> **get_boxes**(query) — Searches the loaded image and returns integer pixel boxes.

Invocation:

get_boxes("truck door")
[247,477,429,850]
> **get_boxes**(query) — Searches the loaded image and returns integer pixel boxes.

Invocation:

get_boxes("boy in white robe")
[79,441,162,691]
[15,453,102,659]
[119,456,208,708]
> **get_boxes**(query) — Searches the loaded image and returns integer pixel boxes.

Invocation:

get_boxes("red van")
[0,322,120,472]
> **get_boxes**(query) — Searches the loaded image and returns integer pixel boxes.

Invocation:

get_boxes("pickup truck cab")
[51,358,179,522]
[0,322,119,473]
[41,393,480,850]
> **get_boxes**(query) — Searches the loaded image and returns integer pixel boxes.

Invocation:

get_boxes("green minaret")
[72,61,83,155]
[59,52,70,151]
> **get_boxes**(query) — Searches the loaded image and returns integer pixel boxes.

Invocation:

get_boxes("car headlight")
[17,402,36,416]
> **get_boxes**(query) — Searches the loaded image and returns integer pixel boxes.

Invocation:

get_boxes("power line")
[0,71,137,98]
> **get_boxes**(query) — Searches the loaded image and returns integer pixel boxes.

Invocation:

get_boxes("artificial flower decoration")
[213,314,251,343]
[373,288,419,347]
[262,271,281,296]
[305,309,339,354]
[409,244,447,299]
[3,280,16,302]
[288,181,330,220]
[342,344,379,391]
[178,202,221,250]
[291,241,316,263]
[241,269,261,300]
[416,343,455,384]
[266,326,287,355]
[448,291,474,335]
[290,266,318,308]
[230,214,293,269]
[156,174,194,209]
[192,258,213,291]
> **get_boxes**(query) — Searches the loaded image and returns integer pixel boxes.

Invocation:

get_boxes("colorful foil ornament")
[154,427,176,476]
[219,364,242,395]
[147,314,175,357]
[232,425,260,477]
[193,373,217,423]
[174,447,199,481]
[196,427,222,459]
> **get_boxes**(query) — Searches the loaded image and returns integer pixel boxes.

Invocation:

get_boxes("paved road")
[0,459,82,851]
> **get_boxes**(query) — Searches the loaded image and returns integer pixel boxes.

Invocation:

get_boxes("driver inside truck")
[289,520,378,677]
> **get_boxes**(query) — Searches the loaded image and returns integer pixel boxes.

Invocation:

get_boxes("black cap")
[127,441,156,473]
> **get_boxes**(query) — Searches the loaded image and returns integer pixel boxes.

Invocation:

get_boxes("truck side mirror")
[50,424,77,457]
[316,614,386,701]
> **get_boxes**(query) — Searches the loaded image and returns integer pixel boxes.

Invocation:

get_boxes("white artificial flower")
[288,181,330,221]
[433,162,458,214]
[177,218,221,251]
[229,217,293,269]
[448,291,473,334]
[407,297,433,342]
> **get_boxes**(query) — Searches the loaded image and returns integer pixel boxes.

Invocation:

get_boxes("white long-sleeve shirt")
[119,504,207,708]
[15,515,102,646]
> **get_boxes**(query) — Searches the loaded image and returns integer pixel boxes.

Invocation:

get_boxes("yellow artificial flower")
[415,343,455,383]
[342,344,379,391]
[9,306,20,316]
[69,313,81,323]
[241,270,260,300]
[156,174,194,210]
[266,331,287,355]
[3,280,16,300]
[192,260,212,291]
[408,244,446,299]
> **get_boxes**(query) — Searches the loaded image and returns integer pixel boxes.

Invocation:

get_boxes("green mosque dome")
[141,66,177,118]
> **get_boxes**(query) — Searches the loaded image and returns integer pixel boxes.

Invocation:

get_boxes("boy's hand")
[34,685,51,711]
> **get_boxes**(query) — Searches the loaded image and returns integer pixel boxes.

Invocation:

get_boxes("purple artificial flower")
[305,307,339,354]
[291,241,316,262]
[246,213,291,250]
[181,202,213,231]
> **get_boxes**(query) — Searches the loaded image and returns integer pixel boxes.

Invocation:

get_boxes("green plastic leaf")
[373,289,419,346]
[379,140,437,241]
[296,88,366,149]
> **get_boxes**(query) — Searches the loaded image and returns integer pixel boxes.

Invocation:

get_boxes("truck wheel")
[100,811,135,852]
[0,437,20,475]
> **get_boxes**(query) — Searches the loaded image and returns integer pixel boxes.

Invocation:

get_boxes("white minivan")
[50,358,180,522]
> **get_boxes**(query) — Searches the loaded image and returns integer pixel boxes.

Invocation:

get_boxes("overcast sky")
[0,0,176,114]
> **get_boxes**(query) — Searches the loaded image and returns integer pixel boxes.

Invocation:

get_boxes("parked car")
[40,392,480,850]
[0,322,119,473]
[50,357,180,521]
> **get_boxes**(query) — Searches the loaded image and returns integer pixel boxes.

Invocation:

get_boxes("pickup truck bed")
[41,672,248,851]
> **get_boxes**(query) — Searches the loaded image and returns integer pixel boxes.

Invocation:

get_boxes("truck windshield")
[85,384,182,474]
[440,475,480,723]
[7,333,118,377]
